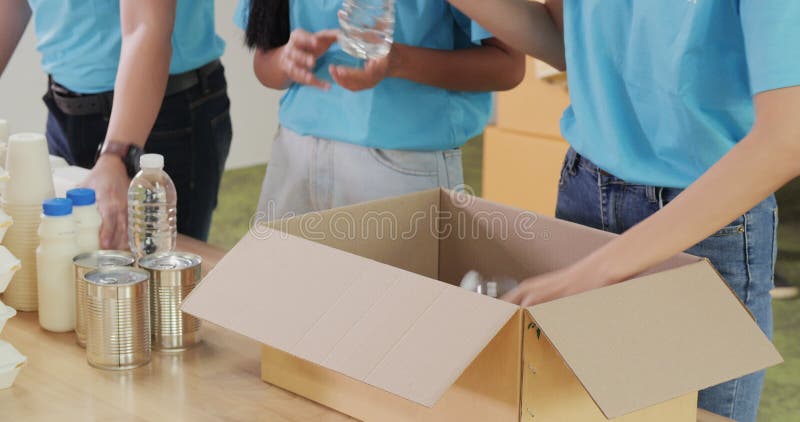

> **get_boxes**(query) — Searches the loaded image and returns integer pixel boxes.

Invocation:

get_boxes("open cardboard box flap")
[182,223,519,407]
[183,189,782,418]
[528,261,783,418]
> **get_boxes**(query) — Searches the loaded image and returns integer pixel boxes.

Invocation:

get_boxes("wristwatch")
[96,141,144,178]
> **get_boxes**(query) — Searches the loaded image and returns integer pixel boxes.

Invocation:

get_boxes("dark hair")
[245,0,291,50]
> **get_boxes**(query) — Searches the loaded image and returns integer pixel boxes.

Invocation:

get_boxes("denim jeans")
[43,63,233,241]
[258,126,464,218]
[557,148,776,422]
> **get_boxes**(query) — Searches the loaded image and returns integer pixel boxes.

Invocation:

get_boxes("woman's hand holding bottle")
[279,29,339,89]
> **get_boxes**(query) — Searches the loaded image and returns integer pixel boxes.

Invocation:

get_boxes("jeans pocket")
[712,221,746,237]
[368,148,440,177]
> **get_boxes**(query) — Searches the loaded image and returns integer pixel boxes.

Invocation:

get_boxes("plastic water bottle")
[67,188,102,253]
[128,154,177,259]
[338,0,395,60]
[460,271,519,299]
[36,198,79,332]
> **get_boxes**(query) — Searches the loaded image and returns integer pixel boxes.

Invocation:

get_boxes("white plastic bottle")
[128,154,177,259]
[338,0,396,60]
[460,270,519,298]
[36,198,79,332]
[67,188,102,253]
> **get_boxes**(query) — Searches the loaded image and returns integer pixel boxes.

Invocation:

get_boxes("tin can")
[85,266,151,370]
[73,251,136,347]
[138,252,202,351]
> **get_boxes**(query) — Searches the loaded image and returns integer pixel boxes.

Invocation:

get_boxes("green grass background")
[208,136,799,421]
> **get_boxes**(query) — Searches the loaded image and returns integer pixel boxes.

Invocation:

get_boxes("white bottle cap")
[460,270,482,292]
[0,119,8,142]
[486,282,498,298]
[140,153,164,169]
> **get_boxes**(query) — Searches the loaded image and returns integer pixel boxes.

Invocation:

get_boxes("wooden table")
[0,236,352,422]
[0,236,733,422]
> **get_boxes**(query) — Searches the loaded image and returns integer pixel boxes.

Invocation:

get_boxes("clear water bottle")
[460,271,519,299]
[128,154,177,259]
[338,0,396,60]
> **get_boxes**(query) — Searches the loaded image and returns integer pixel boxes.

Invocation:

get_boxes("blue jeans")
[557,148,776,422]
[43,63,232,241]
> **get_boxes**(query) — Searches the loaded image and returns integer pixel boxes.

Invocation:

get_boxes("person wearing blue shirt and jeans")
[449,1,800,420]
[0,0,232,247]
[236,0,524,218]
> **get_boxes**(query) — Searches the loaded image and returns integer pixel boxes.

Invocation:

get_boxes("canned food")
[138,252,202,351]
[85,266,151,370]
[73,251,135,347]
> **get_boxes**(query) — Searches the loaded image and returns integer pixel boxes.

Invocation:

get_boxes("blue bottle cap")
[42,198,73,217]
[66,188,96,206]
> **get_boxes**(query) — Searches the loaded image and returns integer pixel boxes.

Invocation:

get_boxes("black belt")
[49,59,222,117]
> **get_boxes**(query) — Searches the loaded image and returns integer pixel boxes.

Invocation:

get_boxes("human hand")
[501,265,601,307]
[329,48,395,92]
[279,29,340,89]
[80,155,130,250]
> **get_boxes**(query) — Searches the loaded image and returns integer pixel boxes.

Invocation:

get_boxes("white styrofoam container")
[0,208,12,243]
[0,340,26,390]
[0,245,21,294]
[0,299,16,334]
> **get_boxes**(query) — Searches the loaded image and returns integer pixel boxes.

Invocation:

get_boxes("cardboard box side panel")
[265,189,441,279]
[260,311,524,422]
[528,262,783,419]
[436,190,696,287]
[521,312,698,422]
[495,57,571,138]
[696,409,736,422]
[481,128,568,217]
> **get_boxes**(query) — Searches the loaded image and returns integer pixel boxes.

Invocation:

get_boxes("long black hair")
[245,0,291,50]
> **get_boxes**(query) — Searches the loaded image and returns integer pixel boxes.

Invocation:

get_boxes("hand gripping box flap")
[182,226,519,408]
[527,261,783,419]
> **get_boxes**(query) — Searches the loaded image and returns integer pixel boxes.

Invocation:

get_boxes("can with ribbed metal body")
[138,252,202,351]
[85,266,151,370]
[73,251,135,347]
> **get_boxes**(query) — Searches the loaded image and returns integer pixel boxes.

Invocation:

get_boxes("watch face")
[127,146,144,173]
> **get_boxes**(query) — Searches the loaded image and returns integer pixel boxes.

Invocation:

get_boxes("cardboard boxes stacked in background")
[483,56,570,216]
[184,189,781,421]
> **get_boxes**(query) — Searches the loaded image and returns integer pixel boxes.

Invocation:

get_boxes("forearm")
[254,47,291,90]
[448,0,565,69]
[105,0,176,148]
[577,88,800,291]
[389,39,525,92]
[0,0,31,76]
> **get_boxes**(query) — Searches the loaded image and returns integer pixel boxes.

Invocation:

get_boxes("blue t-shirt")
[236,0,493,151]
[28,0,226,94]
[561,0,800,188]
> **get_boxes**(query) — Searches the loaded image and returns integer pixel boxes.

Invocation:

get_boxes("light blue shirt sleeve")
[449,6,492,45]
[740,0,800,94]
[234,0,249,31]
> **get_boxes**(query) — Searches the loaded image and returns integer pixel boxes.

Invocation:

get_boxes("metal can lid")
[85,266,149,286]
[138,252,202,271]
[74,250,136,268]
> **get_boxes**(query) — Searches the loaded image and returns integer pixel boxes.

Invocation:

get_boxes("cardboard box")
[483,126,569,216]
[183,189,782,421]
[696,410,735,422]
[496,56,571,138]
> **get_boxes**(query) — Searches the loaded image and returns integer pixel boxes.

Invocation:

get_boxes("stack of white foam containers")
[0,119,30,390]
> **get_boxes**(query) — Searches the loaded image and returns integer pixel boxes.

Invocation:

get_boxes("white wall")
[0,2,279,169]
